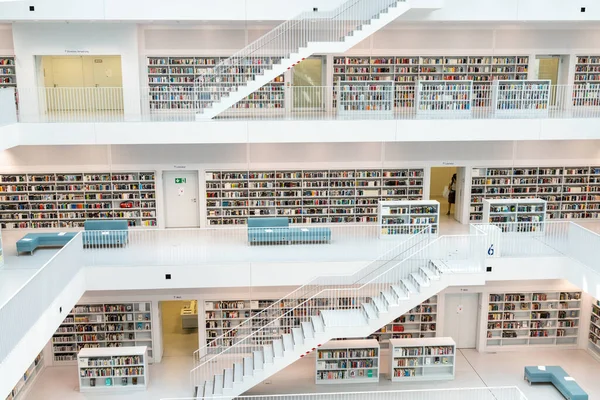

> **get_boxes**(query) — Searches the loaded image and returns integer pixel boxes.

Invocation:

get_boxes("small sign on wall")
[175,178,186,184]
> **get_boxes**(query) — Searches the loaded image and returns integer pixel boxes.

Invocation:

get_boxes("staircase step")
[282,333,295,352]
[321,309,368,327]
[370,295,388,313]
[301,321,315,339]
[391,284,410,300]
[243,356,254,377]
[224,368,234,389]
[292,327,305,346]
[233,362,243,383]
[411,272,429,288]
[263,344,274,364]
[213,375,224,395]
[311,315,325,333]
[253,350,264,371]
[401,278,419,294]
[203,380,214,398]
[430,259,450,273]
[381,288,398,306]
[421,264,440,280]
[362,302,377,319]
[273,338,285,357]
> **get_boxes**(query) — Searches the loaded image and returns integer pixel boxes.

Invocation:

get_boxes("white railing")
[0,233,84,363]
[0,88,17,125]
[15,84,600,122]
[81,224,431,267]
[164,387,528,400]
[565,223,600,273]
[190,228,486,387]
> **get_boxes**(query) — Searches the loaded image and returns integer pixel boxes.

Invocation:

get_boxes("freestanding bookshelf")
[378,200,439,236]
[5,353,44,400]
[389,337,456,382]
[416,80,473,115]
[492,80,550,115]
[371,296,438,345]
[482,198,546,230]
[316,339,380,384]
[0,56,16,88]
[77,346,148,392]
[486,291,581,350]
[337,81,394,117]
[588,299,600,359]
[573,56,600,107]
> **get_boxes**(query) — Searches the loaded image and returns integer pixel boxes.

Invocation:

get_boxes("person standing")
[447,173,456,216]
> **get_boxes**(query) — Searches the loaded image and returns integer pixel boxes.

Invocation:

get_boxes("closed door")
[163,171,199,228]
[92,56,123,111]
[48,57,85,111]
[443,293,479,348]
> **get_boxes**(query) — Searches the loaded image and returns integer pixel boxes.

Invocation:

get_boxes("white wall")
[11,23,140,119]
[0,24,13,55]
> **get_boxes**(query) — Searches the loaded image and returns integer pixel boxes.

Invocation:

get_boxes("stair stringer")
[195,1,412,120]
[201,270,485,399]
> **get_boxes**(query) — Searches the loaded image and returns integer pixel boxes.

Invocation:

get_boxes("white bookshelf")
[5,353,43,400]
[77,346,148,392]
[416,80,473,114]
[332,55,529,108]
[486,291,581,349]
[337,81,394,117]
[316,339,380,384]
[51,302,153,365]
[205,168,425,225]
[372,296,438,345]
[589,300,600,359]
[146,56,284,112]
[492,80,550,115]
[378,200,439,236]
[389,337,455,382]
[469,166,600,222]
[482,198,546,229]
[0,172,157,229]
[0,56,16,88]
[573,56,600,107]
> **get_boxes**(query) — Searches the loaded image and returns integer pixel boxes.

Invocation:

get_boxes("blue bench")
[82,220,129,247]
[247,217,331,245]
[524,366,588,400]
[16,232,77,255]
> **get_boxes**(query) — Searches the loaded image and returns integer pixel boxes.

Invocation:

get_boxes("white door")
[443,293,479,348]
[163,171,199,228]
[91,56,123,111]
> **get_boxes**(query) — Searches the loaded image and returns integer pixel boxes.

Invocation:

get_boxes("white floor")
[22,348,600,399]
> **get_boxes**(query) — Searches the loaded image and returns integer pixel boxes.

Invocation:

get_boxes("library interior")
[2,1,600,400]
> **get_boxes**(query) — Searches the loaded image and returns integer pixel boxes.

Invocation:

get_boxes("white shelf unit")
[416,81,473,114]
[378,200,439,236]
[0,56,16,88]
[77,346,148,392]
[146,56,284,111]
[589,300,600,358]
[337,81,394,117]
[492,80,550,115]
[332,55,530,108]
[0,172,157,229]
[205,168,425,225]
[389,337,456,382]
[486,291,581,349]
[482,198,546,229]
[5,353,43,400]
[51,302,153,365]
[371,296,438,345]
[469,166,600,222]
[573,56,600,107]
[316,339,380,384]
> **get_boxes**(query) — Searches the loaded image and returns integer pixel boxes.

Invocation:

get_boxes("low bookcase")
[77,346,148,392]
[389,337,456,382]
[378,200,439,237]
[492,80,550,115]
[315,339,380,384]
[482,198,546,232]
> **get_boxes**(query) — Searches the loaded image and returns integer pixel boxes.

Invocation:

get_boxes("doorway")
[163,171,200,228]
[535,55,568,107]
[160,300,199,357]
[443,293,480,348]
[292,56,325,110]
[430,166,457,216]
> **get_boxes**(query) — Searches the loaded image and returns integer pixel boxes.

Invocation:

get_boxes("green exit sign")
[175,178,186,184]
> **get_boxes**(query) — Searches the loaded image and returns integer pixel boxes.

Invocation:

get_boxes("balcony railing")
[9,84,600,123]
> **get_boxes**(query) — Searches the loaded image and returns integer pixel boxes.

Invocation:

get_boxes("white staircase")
[193,258,479,399]
[194,0,440,120]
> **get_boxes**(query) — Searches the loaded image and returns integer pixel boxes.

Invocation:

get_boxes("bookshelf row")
[390,337,456,382]
[50,302,154,364]
[574,56,600,106]
[481,199,546,225]
[486,291,581,348]
[315,340,380,384]
[0,172,157,229]
[469,166,600,221]
[146,56,284,111]
[0,56,16,87]
[379,201,439,235]
[77,347,148,392]
[204,168,425,225]
[5,353,43,400]
[588,299,600,358]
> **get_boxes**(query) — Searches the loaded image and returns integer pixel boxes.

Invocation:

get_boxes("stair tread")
[411,272,430,287]
[321,309,368,327]
[401,278,419,294]
[421,265,440,280]
[310,315,325,333]
[391,284,410,300]
[362,302,377,319]
[370,295,388,313]
[381,289,397,306]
